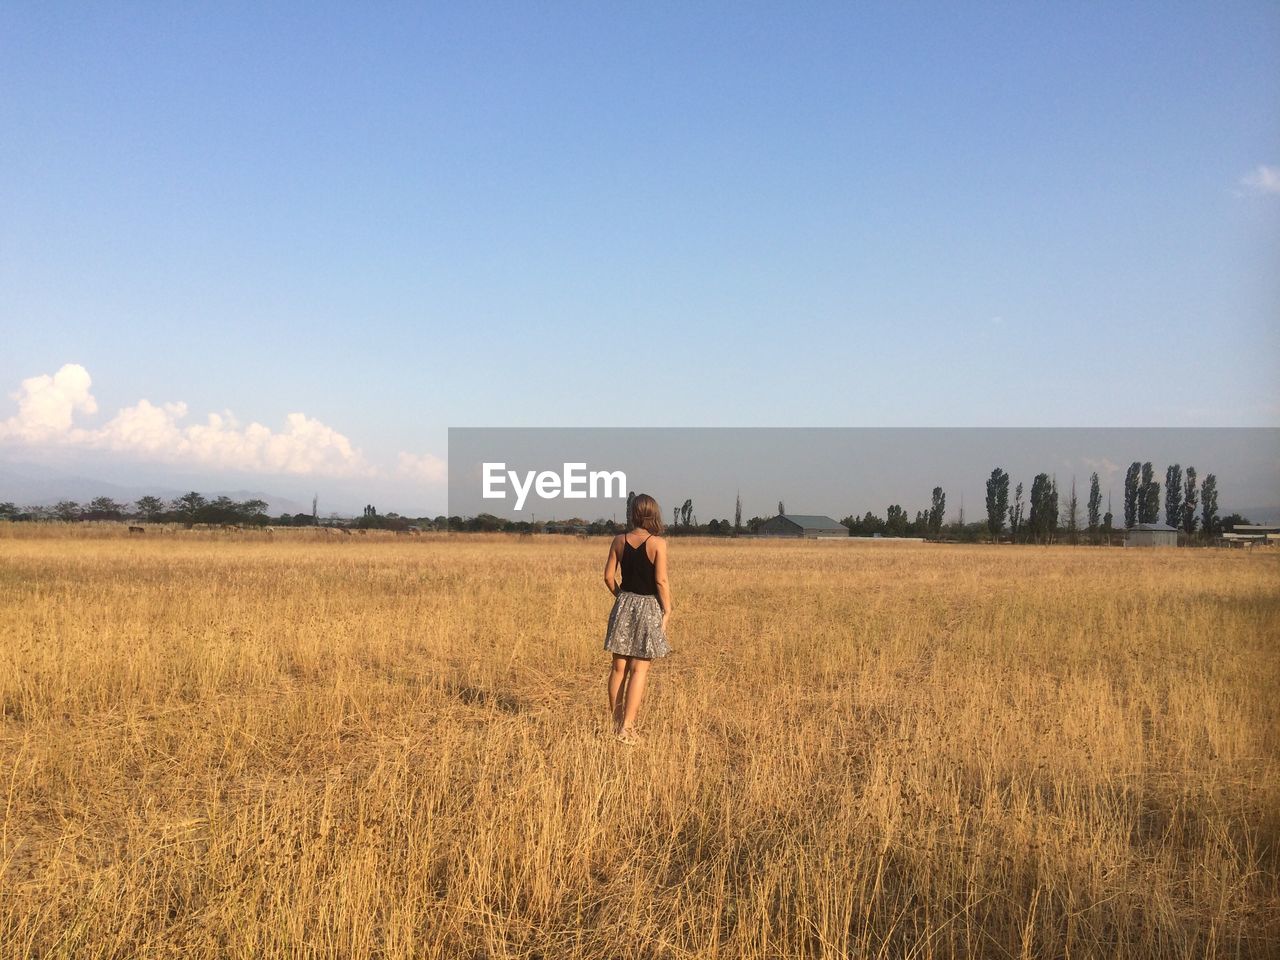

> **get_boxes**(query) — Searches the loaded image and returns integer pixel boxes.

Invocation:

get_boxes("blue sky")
[1,3,1277,514]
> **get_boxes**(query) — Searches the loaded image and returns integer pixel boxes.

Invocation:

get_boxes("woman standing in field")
[602,493,672,745]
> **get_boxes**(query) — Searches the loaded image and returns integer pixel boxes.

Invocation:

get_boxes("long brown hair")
[629,493,664,535]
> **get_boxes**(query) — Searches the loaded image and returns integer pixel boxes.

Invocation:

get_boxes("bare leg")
[621,657,651,734]
[608,656,629,732]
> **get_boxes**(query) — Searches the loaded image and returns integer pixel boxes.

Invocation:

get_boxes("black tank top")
[619,533,658,596]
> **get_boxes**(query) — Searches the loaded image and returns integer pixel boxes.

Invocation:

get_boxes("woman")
[602,493,672,745]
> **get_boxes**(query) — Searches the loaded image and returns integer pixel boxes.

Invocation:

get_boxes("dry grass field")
[0,525,1277,959]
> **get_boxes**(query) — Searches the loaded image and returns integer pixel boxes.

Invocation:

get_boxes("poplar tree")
[1181,468,1198,537]
[1143,480,1161,525]
[1028,473,1054,544]
[1138,462,1160,524]
[985,468,1009,542]
[1066,476,1080,544]
[1087,473,1101,543]
[929,486,946,539]
[1050,476,1060,543]
[1124,462,1141,528]
[1008,482,1024,543]
[1164,464,1183,529]
[1201,474,1219,536]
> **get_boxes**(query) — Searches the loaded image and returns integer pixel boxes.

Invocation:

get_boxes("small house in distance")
[758,514,848,539]
[1124,523,1179,547]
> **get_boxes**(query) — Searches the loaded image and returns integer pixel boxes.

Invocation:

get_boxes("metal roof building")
[758,514,848,539]
[1220,524,1280,547]
[1124,523,1179,547]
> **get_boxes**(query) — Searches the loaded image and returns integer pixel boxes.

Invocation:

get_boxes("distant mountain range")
[0,463,310,517]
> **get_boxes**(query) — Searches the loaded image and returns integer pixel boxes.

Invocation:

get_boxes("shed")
[758,514,848,539]
[1124,523,1179,547]
[1220,524,1280,548]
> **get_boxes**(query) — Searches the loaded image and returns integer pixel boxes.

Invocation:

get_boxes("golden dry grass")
[1,525,1277,959]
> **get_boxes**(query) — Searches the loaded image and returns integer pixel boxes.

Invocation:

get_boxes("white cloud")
[179,409,370,476]
[1240,164,1280,196]
[0,363,98,443]
[396,451,448,485]
[1082,457,1121,482]
[0,363,375,477]
[91,398,189,454]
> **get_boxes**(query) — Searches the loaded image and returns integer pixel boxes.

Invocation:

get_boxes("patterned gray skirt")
[604,590,671,659]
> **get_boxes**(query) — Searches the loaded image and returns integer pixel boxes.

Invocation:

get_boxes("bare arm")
[653,537,672,626]
[603,535,622,596]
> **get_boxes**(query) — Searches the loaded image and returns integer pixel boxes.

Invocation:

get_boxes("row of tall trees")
[998,471,1078,542]
[982,461,1227,544]
[1121,461,1218,536]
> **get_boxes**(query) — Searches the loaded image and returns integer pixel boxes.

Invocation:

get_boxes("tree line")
[655,462,1245,544]
[979,462,1239,545]
[0,493,277,526]
[0,493,443,532]
[0,459,1252,542]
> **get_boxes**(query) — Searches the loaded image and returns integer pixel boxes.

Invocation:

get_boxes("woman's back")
[602,494,671,743]
[619,533,658,596]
